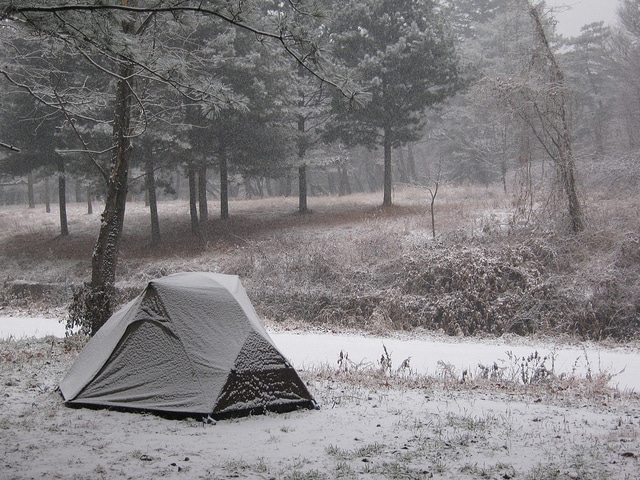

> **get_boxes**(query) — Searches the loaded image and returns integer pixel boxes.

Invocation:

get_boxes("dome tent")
[59,272,316,418]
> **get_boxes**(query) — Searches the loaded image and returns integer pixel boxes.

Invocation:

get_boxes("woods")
[0,0,639,335]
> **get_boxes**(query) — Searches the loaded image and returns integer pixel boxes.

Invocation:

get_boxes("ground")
[1,334,639,479]
[1,185,640,478]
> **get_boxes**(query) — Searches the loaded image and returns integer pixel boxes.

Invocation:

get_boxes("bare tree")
[494,1,585,233]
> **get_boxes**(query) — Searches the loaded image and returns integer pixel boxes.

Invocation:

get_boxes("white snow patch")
[2,317,639,392]
[0,316,66,339]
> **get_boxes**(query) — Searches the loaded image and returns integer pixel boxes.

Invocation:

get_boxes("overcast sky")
[544,0,620,37]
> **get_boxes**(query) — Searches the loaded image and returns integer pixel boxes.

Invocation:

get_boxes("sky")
[546,0,620,37]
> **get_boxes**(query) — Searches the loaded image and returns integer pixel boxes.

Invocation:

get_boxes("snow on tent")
[59,272,316,418]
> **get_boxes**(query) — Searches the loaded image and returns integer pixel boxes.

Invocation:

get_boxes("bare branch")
[3,2,357,100]
[0,141,21,152]
[52,84,110,182]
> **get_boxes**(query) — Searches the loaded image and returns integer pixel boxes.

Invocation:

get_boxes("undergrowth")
[1,186,639,341]
[243,229,640,341]
[301,344,619,406]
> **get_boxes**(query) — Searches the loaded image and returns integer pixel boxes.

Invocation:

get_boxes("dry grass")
[2,335,639,480]
[1,183,639,341]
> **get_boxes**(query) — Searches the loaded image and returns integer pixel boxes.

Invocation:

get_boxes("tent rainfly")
[59,272,316,418]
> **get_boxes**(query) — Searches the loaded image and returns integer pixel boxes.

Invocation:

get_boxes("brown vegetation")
[1,182,639,341]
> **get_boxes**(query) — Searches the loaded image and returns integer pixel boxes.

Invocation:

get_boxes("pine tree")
[326,0,461,206]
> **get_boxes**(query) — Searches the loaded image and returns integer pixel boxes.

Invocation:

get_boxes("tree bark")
[44,176,51,213]
[220,152,229,220]
[145,153,160,246]
[383,125,393,206]
[198,163,208,223]
[87,58,135,335]
[58,161,69,237]
[27,172,35,209]
[298,164,308,213]
[86,185,93,215]
[188,163,199,233]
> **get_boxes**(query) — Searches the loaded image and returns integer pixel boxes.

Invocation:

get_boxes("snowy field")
[2,316,640,479]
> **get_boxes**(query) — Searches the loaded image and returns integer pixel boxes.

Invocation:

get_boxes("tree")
[610,0,640,150]
[0,93,71,234]
[326,0,461,206]
[0,32,88,235]
[493,1,585,233]
[434,0,525,190]
[291,66,333,214]
[2,1,355,334]
[562,22,614,157]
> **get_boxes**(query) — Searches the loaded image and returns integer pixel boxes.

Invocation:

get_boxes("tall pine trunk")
[86,185,93,215]
[44,176,51,213]
[145,152,160,246]
[188,163,199,233]
[198,163,208,223]
[298,165,308,213]
[382,125,393,206]
[297,115,309,214]
[58,161,69,237]
[220,150,229,220]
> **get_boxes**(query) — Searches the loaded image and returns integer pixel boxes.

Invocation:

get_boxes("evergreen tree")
[1,1,349,335]
[326,0,461,206]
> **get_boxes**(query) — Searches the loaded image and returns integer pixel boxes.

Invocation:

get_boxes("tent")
[59,272,316,418]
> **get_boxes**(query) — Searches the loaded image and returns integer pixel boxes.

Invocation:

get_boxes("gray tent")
[59,272,315,418]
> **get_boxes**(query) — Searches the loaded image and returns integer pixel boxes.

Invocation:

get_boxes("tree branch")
[3,2,357,99]
[52,84,110,183]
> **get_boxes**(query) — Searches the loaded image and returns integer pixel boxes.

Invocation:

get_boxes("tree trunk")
[188,164,199,233]
[220,152,229,220]
[27,172,35,209]
[382,125,393,206]
[297,113,309,214]
[58,162,69,237]
[87,58,135,335]
[75,180,82,203]
[44,176,51,213]
[282,172,292,197]
[298,164,308,213]
[198,163,208,223]
[338,165,351,196]
[87,185,93,215]
[529,4,585,232]
[145,153,160,246]
[558,143,585,233]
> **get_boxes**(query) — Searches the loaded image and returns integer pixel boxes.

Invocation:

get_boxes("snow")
[2,316,640,479]
[275,332,640,393]
[0,316,68,339]
[2,316,639,392]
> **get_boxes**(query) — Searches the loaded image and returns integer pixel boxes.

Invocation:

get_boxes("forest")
[0,0,639,339]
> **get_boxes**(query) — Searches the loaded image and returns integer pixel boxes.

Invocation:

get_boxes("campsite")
[2,189,640,479]
[1,1,640,478]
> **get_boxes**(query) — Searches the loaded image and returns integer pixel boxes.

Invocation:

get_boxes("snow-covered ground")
[2,316,639,392]
[0,316,66,340]
[2,316,640,479]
